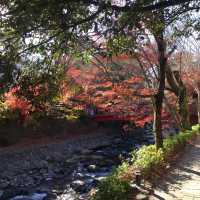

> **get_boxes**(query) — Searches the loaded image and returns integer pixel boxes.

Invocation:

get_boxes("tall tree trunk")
[166,67,190,130]
[179,87,190,129]
[154,33,166,149]
[195,89,200,125]
[154,93,164,149]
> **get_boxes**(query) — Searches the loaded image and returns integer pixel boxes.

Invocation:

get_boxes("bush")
[90,174,131,200]
[163,128,199,156]
[192,124,200,132]
[65,109,89,123]
[116,162,136,182]
[134,145,165,175]
[0,100,22,124]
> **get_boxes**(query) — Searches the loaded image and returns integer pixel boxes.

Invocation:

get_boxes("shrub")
[163,129,198,156]
[90,174,131,200]
[0,100,22,124]
[116,162,136,182]
[192,124,200,133]
[65,109,89,123]
[163,136,178,156]
[134,145,165,175]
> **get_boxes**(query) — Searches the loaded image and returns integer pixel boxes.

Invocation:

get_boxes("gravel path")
[150,136,200,200]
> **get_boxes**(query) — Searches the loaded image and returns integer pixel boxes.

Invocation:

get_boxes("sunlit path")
[150,136,200,200]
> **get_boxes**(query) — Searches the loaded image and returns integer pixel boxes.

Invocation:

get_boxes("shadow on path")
[150,138,200,200]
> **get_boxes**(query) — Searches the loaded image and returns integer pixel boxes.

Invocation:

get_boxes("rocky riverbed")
[0,123,177,200]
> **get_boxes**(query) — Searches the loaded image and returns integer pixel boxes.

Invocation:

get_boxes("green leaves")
[15,60,66,111]
[90,174,131,200]
[134,145,165,174]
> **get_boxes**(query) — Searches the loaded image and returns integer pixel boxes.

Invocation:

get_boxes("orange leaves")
[139,88,155,96]
[5,87,32,119]
[124,76,144,84]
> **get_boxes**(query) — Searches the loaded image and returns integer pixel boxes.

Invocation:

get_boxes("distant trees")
[1,0,200,148]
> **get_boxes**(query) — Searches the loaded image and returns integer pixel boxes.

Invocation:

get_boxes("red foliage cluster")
[4,87,32,121]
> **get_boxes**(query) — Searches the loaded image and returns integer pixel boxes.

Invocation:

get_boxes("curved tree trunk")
[166,65,190,130]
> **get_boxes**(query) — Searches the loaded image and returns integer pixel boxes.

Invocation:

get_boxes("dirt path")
[150,136,200,200]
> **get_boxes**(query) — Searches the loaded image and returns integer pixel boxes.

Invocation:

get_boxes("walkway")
[150,136,200,200]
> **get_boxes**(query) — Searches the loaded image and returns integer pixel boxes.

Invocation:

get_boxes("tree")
[13,60,67,114]
[1,0,200,148]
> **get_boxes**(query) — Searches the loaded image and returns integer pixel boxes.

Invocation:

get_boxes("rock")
[10,193,47,200]
[0,180,9,188]
[45,177,53,182]
[95,176,106,182]
[135,144,141,149]
[53,167,61,174]
[74,172,84,179]
[0,190,3,198]
[97,159,115,167]
[58,188,77,200]
[30,193,47,200]
[89,155,105,160]
[71,180,85,190]
[113,138,123,144]
[87,165,97,172]
[58,193,76,200]
[86,172,110,178]
[84,173,96,178]
[71,180,88,193]
[135,193,148,200]
[81,149,93,155]
[84,178,94,185]
[10,196,32,200]
[148,139,155,144]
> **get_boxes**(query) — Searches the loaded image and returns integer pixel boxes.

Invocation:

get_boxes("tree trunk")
[153,93,164,149]
[154,33,166,149]
[166,66,190,130]
[196,89,200,125]
[179,87,190,129]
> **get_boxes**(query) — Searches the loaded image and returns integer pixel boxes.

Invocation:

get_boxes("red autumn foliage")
[4,87,32,121]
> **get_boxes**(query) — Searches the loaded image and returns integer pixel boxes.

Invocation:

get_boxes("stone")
[89,155,105,160]
[0,180,9,188]
[30,193,47,200]
[0,190,3,198]
[113,138,123,144]
[71,180,85,189]
[10,196,32,200]
[87,165,97,172]
[74,172,84,179]
[84,178,94,185]
[87,172,110,178]
[135,144,141,149]
[81,149,93,155]
[135,193,148,200]
[10,193,47,200]
[71,180,88,193]
[58,193,76,200]
[95,176,106,182]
